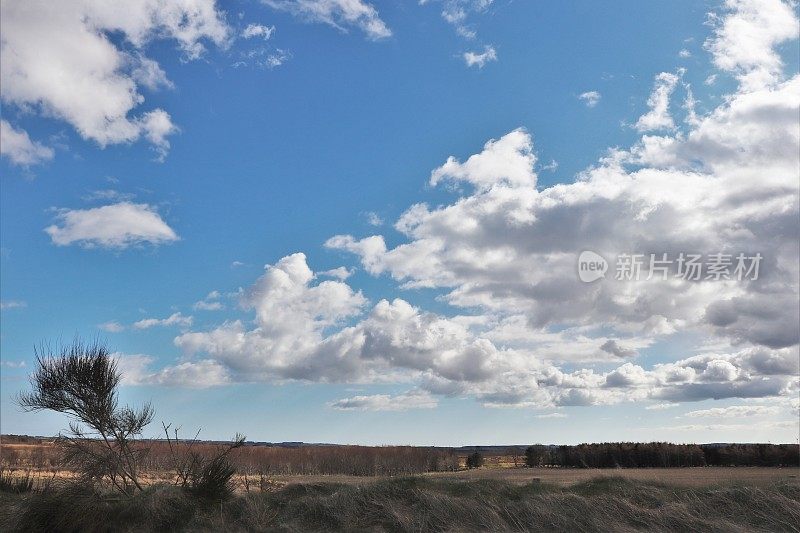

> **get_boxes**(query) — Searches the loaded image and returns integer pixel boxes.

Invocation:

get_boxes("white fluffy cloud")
[0,119,55,166]
[117,354,230,388]
[429,128,536,190]
[317,1,798,405]
[263,0,391,40]
[45,202,179,248]
[635,71,681,131]
[705,0,799,90]
[166,252,798,407]
[175,253,369,381]
[329,74,798,349]
[0,0,229,161]
[154,0,798,409]
[463,45,497,68]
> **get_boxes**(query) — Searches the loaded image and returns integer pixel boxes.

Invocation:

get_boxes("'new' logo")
[578,251,608,283]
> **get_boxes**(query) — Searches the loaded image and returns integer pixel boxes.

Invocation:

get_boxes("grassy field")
[235,466,800,490]
[2,475,799,532]
[424,466,800,487]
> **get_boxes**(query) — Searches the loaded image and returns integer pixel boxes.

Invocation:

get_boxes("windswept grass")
[0,468,34,495]
[1,476,799,532]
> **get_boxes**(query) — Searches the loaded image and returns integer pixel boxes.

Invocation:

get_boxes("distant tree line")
[148,443,461,477]
[523,442,799,468]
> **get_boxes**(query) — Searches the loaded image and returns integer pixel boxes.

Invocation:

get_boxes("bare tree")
[17,339,153,495]
[509,447,523,467]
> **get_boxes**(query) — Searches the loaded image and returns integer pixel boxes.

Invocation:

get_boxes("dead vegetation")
[2,476,799,532]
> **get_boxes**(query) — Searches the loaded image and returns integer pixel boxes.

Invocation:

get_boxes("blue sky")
[1,0,799,445]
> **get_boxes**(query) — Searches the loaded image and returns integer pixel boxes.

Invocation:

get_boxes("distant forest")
[520,442,800,469]
[3,436,798,475]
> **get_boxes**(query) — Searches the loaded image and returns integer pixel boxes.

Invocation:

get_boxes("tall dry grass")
[2,476,799,532]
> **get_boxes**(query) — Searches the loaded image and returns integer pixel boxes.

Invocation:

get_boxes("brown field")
[2,437,798,494]
[2,450,797,491]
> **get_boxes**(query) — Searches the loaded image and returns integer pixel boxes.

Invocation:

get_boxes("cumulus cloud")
[0,0,229,160]
[45,202,179,249]
[263,0,391,40]
[155,0,798,412]
[463,45,497,68]
[704,0,799,90]
[138,109,180,161]
[117,353,230,388]
[428,128,536,189]
[133,312,193,329]
[331,80,798,353]
[168,253,798,409]
[578,91,601,108]
[175,253,369,381]
[330,389,438,411]
[0,120,54,166]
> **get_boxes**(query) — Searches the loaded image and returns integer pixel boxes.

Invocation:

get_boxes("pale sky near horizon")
[1,0,799,446]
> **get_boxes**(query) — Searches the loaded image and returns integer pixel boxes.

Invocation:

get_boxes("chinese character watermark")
[577,251,762,283]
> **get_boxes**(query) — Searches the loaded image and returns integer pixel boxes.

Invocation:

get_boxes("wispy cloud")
[242,23,275,40]
[133,312,193,330]
[682,405,780,418]
[194,291,224,311]
[99,321,125,333]
[463,45,497,68]
[578,91,601,108]
[262,0,391,40]
[330,390,438,411]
